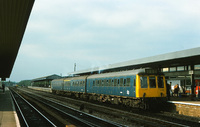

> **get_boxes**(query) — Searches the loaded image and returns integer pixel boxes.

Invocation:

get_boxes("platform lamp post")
[74,63,76,72]
[190,65,195,96]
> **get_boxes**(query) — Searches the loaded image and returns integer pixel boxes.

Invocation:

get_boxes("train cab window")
[140,77,148,88]
[149,77,156,88]
[127,78,130,86]
[158,76,164,88]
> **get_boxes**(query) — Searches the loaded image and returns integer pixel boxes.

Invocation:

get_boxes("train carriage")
[87,69,167,108]
[51,78,64,92]
[63,76,87,94]
[51,76,88,97]
[87,71,136,97]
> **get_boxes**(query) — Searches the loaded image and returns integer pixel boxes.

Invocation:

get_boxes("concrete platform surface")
[0,87,20,127]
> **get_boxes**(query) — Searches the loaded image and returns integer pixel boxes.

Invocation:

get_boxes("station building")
[31,74,62,88]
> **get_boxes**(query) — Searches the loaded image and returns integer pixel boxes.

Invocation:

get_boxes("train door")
[148,76,158,97]
[157,76,166,97]
[136,75,148,98]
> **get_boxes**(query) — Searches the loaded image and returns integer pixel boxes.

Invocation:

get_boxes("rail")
[10,89,56,127]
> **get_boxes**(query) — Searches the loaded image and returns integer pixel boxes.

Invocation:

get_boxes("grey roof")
[32,74,62,82]
[69,47,200,75]
[87,69,146,79]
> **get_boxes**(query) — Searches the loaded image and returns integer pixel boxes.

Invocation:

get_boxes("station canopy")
[0,0,35,80]
[69,47,200,76]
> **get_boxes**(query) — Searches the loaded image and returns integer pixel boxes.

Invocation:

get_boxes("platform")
[0,87,20,127]
[168,97,200,117]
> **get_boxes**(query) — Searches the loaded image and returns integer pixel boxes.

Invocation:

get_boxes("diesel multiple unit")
[51,69,167,109]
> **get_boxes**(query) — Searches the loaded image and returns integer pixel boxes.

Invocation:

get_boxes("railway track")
[10,87,124,127]
[10,89,56,127]
[14,87,200,127]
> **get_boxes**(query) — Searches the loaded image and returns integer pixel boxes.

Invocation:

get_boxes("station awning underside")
[69,47,200,76]
[0,0,35,79]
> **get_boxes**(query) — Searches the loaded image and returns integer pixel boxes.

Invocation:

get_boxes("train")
[51,68,167,109]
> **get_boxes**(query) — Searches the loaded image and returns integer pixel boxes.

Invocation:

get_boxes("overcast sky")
[9,0,200,82]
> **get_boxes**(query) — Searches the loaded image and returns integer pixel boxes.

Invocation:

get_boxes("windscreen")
[140,77,148,88]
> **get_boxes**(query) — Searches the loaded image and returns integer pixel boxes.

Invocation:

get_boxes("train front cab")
[136,74,167,108]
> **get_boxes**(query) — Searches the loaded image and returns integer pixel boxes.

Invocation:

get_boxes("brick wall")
[173,103,200,117]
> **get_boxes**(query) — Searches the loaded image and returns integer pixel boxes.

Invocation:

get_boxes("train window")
[118,79,120,86]
[149,77,156,88]
[99,80,102,86]
[133,78,136,87]
[111,79,114,86]
[140,77,148,88]
[158,76,164,88]
[124,79,126,86]
[95,80,98,86]
[93,80,95,86]
[83,81,85,85]
[102,80,104,86]
[127,78,130,86]
[108,79,111,86]
[114,79,117,86]
[104,80,106,86]
[120,78,123,86]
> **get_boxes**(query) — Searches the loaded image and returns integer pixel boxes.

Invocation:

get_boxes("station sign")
[189,70,194,75]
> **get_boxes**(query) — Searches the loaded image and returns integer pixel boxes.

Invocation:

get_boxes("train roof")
[52,75,89,82]
[64,75,88,81]
[87,68,161,79]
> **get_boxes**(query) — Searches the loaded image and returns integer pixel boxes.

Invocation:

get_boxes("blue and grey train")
[51,69,167,108]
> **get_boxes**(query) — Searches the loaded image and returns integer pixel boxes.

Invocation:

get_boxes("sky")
[9,0,200,82]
